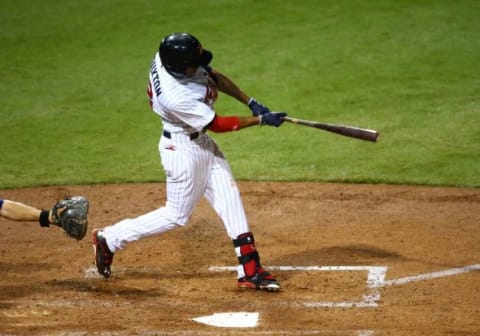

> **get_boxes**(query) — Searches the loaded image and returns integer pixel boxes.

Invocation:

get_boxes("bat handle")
[281,116,297,123]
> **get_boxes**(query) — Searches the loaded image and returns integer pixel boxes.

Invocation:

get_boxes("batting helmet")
[159,32,213,78]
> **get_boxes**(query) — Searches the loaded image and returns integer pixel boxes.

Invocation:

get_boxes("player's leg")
[92,204,184,278]
[204,155,280,291]
[93,139,210,277]
[102,140,209,248]
[204,159,249,239]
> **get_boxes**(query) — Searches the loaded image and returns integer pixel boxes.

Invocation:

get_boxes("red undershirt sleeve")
[207,115,241,132]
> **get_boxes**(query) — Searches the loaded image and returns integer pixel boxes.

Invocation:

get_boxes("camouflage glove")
[51,196,89,240]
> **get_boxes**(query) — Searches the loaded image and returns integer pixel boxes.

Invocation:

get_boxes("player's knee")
[160,206,190,227]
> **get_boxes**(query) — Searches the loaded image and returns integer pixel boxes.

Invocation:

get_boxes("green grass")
[1,0,479,188]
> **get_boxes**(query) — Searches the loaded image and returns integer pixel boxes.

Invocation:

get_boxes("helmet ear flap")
[199,49,213,67]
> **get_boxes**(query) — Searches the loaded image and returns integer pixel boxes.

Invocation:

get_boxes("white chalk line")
[82,263,480,310]
[210,265,387,308]
[12,330,374,336]
[85,263,480,290]
[84,265,387,308]
[6,264,478,335]
[209,265,383,272]
[382,263,480,287]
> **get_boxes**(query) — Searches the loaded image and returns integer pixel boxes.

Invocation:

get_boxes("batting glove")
[259,112,287,127]
[248,98,271,116]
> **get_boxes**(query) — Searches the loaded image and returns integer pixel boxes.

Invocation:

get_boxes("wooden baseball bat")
[281,116,379,142]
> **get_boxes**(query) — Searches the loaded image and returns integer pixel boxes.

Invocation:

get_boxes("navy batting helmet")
[159,32,213,78]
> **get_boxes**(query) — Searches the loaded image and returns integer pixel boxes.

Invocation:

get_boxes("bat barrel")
[281,116,379,142]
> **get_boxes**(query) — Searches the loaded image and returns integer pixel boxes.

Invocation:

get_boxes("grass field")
[1,0,479,188]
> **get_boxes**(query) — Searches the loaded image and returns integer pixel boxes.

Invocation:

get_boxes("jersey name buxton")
[148,52,217,133]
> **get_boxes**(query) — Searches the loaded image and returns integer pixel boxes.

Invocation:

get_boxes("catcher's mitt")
[51,196,89,240]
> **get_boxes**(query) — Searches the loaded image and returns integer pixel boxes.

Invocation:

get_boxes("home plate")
[192,312,259,328]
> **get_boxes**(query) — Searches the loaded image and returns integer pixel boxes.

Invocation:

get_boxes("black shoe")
[237,268,280,292]
[92,229,114,278]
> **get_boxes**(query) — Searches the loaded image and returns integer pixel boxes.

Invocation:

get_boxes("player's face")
[184,66,199,77]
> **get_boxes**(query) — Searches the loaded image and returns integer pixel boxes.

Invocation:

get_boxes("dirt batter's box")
[209,265,388,308]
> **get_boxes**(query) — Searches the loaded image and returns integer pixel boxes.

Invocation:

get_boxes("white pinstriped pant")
[104,131,250,257]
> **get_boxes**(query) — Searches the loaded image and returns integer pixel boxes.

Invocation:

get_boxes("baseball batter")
[92,32,287,291]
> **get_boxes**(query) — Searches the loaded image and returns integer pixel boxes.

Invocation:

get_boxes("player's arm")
[0,199,57,226]
[0,200,43,221]
[0,198,88,239]
[210,68,272,117]
[206,69,286,131]
[207,113,286,133]
[209,69,250,105]
[207,115,258,133]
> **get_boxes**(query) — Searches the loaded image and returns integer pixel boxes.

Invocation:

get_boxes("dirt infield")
[0,182,479,335]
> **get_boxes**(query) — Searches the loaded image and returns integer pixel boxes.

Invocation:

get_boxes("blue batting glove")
[248,98,271,116]
[260,112,287,127]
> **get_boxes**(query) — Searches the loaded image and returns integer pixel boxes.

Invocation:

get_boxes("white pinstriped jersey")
[148,52,217,134]
[103,52,251,279]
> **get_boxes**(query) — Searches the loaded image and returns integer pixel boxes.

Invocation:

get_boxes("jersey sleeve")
[173,97,216,131]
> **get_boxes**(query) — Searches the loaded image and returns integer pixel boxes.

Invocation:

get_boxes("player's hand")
[260,112,287,127]
[248,98,270,116]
